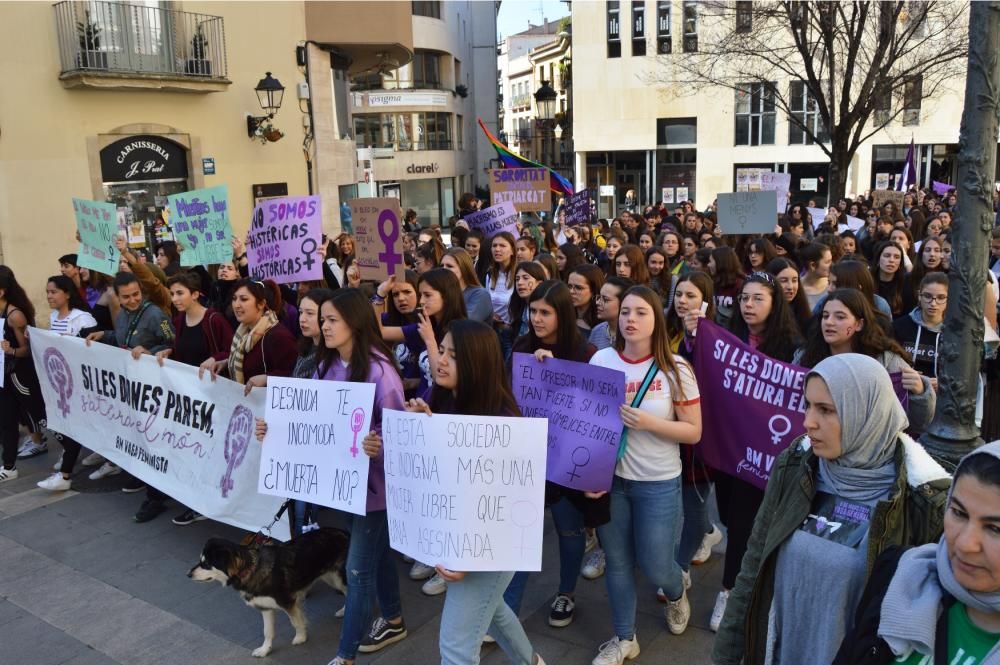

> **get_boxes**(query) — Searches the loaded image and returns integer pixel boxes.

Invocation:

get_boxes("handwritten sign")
[29,328,286,538]
[72,198,121,274]
[511,353,625,492]
[565,190,593,226]
[760,172,791,214]
[247,195,323,284]
[259,377,375,515]
[169,185,233,266]
[872,189,905,210]
[464,202,518,239]
[717,192,778,235]
[350,198,405,282]
[382,408,548,571]
[490,168,549,212]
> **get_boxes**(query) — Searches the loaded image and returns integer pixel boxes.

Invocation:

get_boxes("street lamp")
[247,72,286,140]
[534,80,557,120]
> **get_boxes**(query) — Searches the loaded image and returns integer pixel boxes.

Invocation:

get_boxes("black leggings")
[715,474,766,590]
[0,378,19,468]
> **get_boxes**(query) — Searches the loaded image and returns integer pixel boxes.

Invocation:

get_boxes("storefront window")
[402,178,440,226]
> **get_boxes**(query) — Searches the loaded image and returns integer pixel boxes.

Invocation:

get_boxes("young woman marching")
[710,272,802,633]
[589,286,702,665]
[394,320,547,665]
[799,242,834,311]
[485,232,518,358]
[256,289,408,663]
[505,281,605,628]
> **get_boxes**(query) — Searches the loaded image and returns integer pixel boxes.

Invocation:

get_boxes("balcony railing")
[54,1,228,79]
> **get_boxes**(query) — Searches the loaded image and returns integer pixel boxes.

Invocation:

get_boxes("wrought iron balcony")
[54,1,228,80]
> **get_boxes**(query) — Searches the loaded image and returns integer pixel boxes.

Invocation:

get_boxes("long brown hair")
[317,288,401,382]
[665,271,714,341]
[486,232,518,288]
[430,320,521,416]
[616,244,650,284]
[614,285,689,399]
[443,247,482,287]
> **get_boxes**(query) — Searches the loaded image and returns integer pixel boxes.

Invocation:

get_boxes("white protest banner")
[29,328,287,538]
[717,192,777,235]
[464,201,518,239]
[259,377,375,515]
[844,215,865,232]
[760,172,791,214]
[72,198,121,274]
[382,408,548,571]
[807,207,828,229]
[0,318,5,388]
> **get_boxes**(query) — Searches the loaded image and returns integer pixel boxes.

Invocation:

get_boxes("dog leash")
[243,499,292,549]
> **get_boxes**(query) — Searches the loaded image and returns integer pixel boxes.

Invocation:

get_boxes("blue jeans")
[503,497,587,614]
[440,570,535,665]
[676,482,712,572]
[337,510,403,659]
[597,475,684,641]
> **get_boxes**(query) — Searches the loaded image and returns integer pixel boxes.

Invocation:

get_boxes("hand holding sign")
[350,198,405,282]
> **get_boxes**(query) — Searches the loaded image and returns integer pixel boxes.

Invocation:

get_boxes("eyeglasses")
[738,294,770,305]
[919,293,947,304]
[595,295,617,304]
[567,284,588,292]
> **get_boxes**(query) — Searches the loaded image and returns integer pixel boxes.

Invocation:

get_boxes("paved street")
[0,448,722,665]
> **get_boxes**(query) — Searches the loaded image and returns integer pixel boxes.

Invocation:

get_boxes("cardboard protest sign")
[464,202,518,239]
[511,353,625,492]
[30,328,287,538]
[490,168,549,212]
[169,185,233,266]
[72,198,121,274]
[690,319,808,489]
[350,198,405,282]
[259,377,375,515]
[382,408,548,571]
[247,195,323,284]
[760,172,791,214]
[871,189,905,210]
[565,190,593,226]
[717,192,778,235]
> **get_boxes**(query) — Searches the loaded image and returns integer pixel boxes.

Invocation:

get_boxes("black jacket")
[833,546,954,665]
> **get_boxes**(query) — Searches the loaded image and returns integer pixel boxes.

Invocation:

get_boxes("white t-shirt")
[590,347,700,482]
[49,308,97,337]
[485,270,514,324]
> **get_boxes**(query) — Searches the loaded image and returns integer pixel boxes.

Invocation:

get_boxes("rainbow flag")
[478,117,574,197]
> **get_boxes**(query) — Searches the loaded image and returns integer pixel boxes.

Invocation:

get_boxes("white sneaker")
[585,529,598,553]
[592,635,640,665]
[691,525,724,565]
[710,590,730,632]
[52,454,64,472]
[665,589,691,635]
[81,452,105,467]
[581,548,606,580]
[37,473,72,491]
[16,434,35,455]
[88,462,121,480]
[408,561,435,581]
[335,604,345,618]
[421,572,447,596]
[16,440,47,459]
[0,467,18,483]
[482,634,495,644]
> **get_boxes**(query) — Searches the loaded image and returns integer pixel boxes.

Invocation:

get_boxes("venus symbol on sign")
[377,209,403,276]
[349,408,365,458]
[768,414,792,445]
[566,446,590,482]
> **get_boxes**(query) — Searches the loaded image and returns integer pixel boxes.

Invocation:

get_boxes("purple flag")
[511,353,626,492]
[896,138,917,192]
[932,180,953,197]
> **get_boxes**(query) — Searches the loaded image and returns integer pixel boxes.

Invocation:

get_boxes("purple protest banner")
[511,352,625,492]
[464,201,519,239]
[247,195,323,284]
[691,319,808,489]
[932,180,953,197]
[565,190,592,226]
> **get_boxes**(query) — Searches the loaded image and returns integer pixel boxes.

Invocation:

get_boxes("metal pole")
[920,1,1000,467]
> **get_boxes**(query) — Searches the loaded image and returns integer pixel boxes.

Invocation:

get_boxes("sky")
[497,0,570,40]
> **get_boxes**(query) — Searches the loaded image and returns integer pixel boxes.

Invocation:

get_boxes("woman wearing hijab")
[712,353,950,665]
[834,441,1000,664]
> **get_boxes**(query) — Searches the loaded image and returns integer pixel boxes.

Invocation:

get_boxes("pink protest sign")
[350,198,405,282]
[247,195,323,284]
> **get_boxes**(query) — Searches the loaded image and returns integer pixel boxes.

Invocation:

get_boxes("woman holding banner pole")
[712,354,949,665]
[504,280,602,629]
[255,288,408,663]
[710,272,802,633]
[588,285,701,665]
[396,320,547,665]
